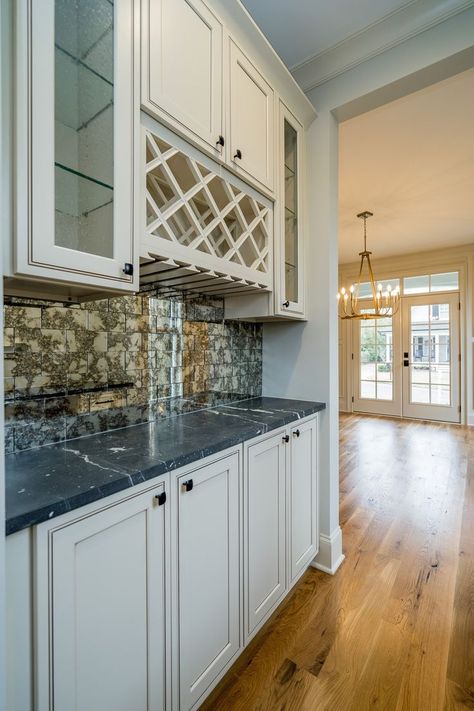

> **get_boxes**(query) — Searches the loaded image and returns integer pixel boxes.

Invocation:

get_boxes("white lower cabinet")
[288,417,319,585]
[171,451,242,710]
[34,478,170,711]
[244,430,287,640]
[30,417,318,711]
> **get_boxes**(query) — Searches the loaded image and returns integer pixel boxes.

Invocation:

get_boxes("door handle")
[403,359,409,367]
[182,479,193,492]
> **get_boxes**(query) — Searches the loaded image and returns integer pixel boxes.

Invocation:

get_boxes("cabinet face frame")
[168,446,243,711]
[33,475,171,711]
[275,101,305,317]
[14,0,138,291]
[228,38,275,194]
[141,0,224,157]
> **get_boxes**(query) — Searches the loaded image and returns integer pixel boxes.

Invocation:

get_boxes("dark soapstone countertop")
[5,397,325,535]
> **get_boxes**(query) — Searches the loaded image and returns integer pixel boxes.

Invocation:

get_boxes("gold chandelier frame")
[338,211,400,320]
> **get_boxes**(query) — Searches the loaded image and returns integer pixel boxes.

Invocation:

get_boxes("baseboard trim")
[311,527,345,575]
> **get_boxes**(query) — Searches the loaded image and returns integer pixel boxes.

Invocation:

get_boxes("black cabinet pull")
[282,435,290,443]
[154,491,166,506]
[123,262,134,276]
[282,300,290,308]
[182,479,194,492]
[293,429,300,438]
[233,149,242,160]
[216,135,225,147]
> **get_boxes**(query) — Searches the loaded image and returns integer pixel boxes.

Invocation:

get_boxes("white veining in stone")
[63,448,122,474]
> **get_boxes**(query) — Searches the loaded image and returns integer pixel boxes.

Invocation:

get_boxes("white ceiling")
[338,68,474,264]
[241,0,413,69]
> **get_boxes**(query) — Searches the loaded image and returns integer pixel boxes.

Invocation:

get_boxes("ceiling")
[241,0,413,69]
[338,68,474,264]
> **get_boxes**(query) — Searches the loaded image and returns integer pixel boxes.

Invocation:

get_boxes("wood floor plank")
[201,415,474,711]
[446,444,474,698]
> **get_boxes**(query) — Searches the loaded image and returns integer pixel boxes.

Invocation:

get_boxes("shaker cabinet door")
[143,0,223,153]
[245,431,286,640]
[229,40,274,192]
[174,453,241,710]
[36,484,168,711]
[288,416,318,585]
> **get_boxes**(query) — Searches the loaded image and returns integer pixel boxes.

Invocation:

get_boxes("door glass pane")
[284,120,298,303]
[355,279,400,300]
[359,310,393,401]
[430,272,459,292]
[55,0,114,258]
[404,275,429,294]
[410,302,451,406]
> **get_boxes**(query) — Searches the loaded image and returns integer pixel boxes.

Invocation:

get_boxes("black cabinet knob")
[182,479,194,492]
[123,262,134,276]
[233,149,242,160]
[293,429,300,438]
[282,435,290,443]
[154,491,166,506]
[216,135,225,147]
[282,300,290,308]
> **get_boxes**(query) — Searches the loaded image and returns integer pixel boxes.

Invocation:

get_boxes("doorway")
[353,291,460,423]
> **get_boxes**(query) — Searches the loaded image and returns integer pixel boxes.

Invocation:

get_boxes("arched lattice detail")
[140,126,272,294]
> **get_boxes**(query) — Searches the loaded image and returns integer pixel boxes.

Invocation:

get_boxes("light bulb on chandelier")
[337,211,400,320]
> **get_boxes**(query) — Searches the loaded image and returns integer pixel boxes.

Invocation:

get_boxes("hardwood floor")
[201,414,474,710]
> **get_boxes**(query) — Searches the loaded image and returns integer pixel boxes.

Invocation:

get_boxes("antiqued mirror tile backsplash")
[4,293,262,452]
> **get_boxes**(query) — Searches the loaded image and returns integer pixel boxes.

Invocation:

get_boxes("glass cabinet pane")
[55,0,114,258]
[284,119,298,303]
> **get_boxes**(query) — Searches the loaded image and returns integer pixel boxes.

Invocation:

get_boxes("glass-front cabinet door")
[277,101,305,317]
[15,0,137,292]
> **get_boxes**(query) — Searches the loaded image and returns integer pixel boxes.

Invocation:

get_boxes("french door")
[402,294,460,422]
[353,293,460,423]
[353,304,402,416]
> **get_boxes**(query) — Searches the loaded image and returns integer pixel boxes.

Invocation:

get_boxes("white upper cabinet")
[276,101,305,317]
[228,40,274,193]
[11,0,138,295]
[142,0,224,154]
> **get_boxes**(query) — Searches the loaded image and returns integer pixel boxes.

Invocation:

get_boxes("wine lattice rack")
[140,124,273,296]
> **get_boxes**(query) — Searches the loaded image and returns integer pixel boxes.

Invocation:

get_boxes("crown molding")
[291,0,474,92]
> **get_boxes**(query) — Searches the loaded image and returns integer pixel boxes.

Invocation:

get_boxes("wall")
[263,6,474,574]
[3,292,262,452]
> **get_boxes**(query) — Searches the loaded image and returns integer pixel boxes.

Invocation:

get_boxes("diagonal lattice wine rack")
[140,125,273,296]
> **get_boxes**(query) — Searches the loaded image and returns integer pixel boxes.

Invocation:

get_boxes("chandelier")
[338,211,400,320]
